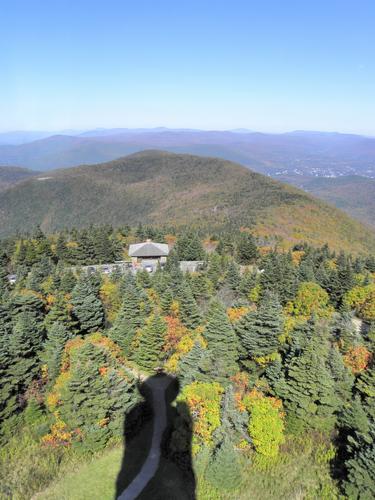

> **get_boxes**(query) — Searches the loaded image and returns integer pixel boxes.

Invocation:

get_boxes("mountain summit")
[0,150,374,253]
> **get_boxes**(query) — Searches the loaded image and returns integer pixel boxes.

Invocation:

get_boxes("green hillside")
[0,165,37,190]
[300,175,375,229]
[0,151,374,253]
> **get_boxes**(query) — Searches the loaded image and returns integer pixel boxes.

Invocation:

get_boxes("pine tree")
[55,233,67,262]
[0,311,13,428]
[108,280,146,356]
[225,261,241,291]
[44,292,76,333]
[207,253,223,289]
[76,229,96,265]
[239,270,257,297]
[203,301,238,379]
[216,233,235,256]
[236,292,282,359]
[0,255,9,300]
[175,232,205,261]
[342,359,375,497]
[344,425,375,499]
[136,269,152,289]
[178,341,206,385]
[328,346,354,408]
[11,291,45,325]
[59,269,77,293]
[71,276,104,334]
[236,232,258,264]
[41,322,70,385]
[59,342,138,452]
[298,257,316,282]
[206,437,242,491]
[160,288,173,315]
[260,253,297,305]
[189,273,211,300]
[177,282,201,329]
[135,314,167,370]
[92,227,116,263]
[282,330,339,432]
[0,312,41,426]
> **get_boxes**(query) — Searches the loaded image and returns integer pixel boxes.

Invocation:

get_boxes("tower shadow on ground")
[115,374,196,500]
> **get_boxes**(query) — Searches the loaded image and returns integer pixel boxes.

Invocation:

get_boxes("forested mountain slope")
[300,175,375,229]
[0,166,37,190]
[0,150,374,253]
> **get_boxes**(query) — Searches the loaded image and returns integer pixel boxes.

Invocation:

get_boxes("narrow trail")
[117,375,172,500]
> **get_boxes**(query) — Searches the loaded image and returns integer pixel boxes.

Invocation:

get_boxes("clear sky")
[1,0,375,134]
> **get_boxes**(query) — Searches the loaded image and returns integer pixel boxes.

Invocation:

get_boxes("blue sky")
[1,0,375,134]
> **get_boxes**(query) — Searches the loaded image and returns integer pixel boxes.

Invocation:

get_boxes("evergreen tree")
[108,280,146,356]
[236,292,282,359]
[328,254,355,308]
[207,253,223,289]
[135,314,167,370]
[239,270,257,297]
[55,233,67,262]
[1,312,41,426]
[260,253,297,305]
[189,272,211,301]
[59,269,77,293]
[282,330,339,432]
[216,233,235,256]
[225,261,241,291]
[41,322,70,385]
[298,257,316,282]
[206,437,242,491]
[136,269,152,289]
[344,425,375,499]
[236,232,258,264]
[0,254,9,299]
[203,301,238,379]
[342,359,375,497]
[0,307,13,429]
[92,227,116,263]
[76,230,96,265]
[177,282,201,329]
[44,292,76,333]
[71,276,104,334]
[328,346,354,408]
[11,291,45,326]
[175,232,205,261]
[178,341,206,385]
[60,342,138,452]
[160,288,173,315]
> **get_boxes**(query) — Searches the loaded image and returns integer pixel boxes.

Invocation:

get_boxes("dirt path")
[117,375,172,500]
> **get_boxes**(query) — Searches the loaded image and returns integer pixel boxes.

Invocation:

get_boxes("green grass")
[36,447,123,500]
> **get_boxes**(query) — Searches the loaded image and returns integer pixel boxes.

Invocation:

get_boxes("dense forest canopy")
[0,224,374,498]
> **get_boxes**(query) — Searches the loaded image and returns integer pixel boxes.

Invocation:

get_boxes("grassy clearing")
[35,447,123,500]
[33,434,339,500]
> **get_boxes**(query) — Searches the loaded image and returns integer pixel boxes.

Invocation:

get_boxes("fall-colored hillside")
[0,150,374,254]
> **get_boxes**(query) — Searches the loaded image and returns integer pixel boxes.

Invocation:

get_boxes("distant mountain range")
[0,129,374,179]
[0,150,374,254]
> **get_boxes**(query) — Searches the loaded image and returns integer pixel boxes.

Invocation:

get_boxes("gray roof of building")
[129,241,169,257]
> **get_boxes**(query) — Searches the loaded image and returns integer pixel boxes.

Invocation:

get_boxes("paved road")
[117,375,172,500]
